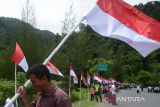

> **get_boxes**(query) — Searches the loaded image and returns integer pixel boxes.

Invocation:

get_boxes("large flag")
[87,71,90,85]
[70,65,78,84]
[11,42,29,72]
[81,72,87,86]
[47,61,64,77]
[84,0,160,57]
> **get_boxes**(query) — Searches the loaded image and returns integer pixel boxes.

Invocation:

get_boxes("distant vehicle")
[154,87,160,93]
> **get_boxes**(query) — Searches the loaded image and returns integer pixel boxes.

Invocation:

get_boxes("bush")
[0,79,14,105]
[70,90,79,102]
[70,88,89,102]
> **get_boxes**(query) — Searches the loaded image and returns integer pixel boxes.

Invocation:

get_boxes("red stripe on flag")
[47,62,59,74]
[11,42,24,64]
[97,0,160,42]
[81,72,87,86]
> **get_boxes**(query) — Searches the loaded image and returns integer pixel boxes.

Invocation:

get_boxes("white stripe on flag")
[18,57,29,72]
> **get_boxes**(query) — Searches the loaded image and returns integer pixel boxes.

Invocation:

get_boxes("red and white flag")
[11,42,28,72]
[70,65,78,84]
[93,74,102,83]
[84,0,160,57]
[81,72,87,86]
[111,79,117,83]
[101,77,108,84]
[47,61,64,77]
[87,71,91,85]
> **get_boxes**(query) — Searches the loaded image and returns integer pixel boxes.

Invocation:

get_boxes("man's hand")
[17,86,32,107]
[17,86,26,97]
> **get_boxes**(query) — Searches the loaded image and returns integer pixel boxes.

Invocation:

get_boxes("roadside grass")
[72,88,96,107]
[72,99,96,107]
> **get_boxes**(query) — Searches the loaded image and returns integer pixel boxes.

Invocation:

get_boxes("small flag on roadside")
[47,61,64,77]
[70,65,78,84]
[81,72,87,86]
[93,74,102,83]
[87,71,90,85]
[11,42,29,72]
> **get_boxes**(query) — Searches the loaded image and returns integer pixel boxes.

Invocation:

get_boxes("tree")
[136,70,151,86]
[21,0,37,27]
[61,4,76,35]
[149,72,160,86]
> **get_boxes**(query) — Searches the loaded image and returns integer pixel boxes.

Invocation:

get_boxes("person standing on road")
[141,85,143,92]
[94,83,102,102]
[111,82,116,105]
[90,86,95,101]
[148,86,152,93]
[108,84,112,103]
[136,85,140,94]
[104,84,109,101]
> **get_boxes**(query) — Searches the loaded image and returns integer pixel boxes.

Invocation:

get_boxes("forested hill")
[0,16,62,79]
[0,1,160,87]
[0,17,57,51]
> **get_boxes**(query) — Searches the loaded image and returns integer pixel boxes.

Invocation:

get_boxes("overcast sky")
[0,0,158,34]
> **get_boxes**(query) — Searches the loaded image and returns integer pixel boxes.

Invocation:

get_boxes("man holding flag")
[6,0,160,106]
[17,64,72,107]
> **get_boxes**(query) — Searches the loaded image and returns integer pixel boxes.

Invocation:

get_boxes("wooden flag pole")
[15,64,18,107]
[79,77,82,107]
[69,76,71,98]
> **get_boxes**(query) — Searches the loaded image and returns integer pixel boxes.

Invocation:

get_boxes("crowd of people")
[8,64,160,107]
[90,82,118,105]
[147,86,160,93]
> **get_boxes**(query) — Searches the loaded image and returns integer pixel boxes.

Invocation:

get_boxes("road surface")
[94,88,160,107]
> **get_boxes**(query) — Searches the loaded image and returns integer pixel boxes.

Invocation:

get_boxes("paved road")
[94,88,160,107]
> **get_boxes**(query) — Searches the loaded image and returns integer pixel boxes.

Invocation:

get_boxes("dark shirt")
[32,85,72,107]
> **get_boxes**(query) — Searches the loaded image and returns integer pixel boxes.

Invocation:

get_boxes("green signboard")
[98,64,108,71]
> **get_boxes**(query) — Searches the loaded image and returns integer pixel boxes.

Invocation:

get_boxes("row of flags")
[8,42,114,107]
[10,42,115,87]
[70,66,117,86]
[10,42,111,86]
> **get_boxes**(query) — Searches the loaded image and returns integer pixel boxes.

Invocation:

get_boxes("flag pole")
[93,75,95,86]
[87,72,90,101]
[88,85,90,101]
[69,76,71,98]
[5,18,84,107]
[43,17,84,65]
[15,64,18,107]
[79,77,82,107]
